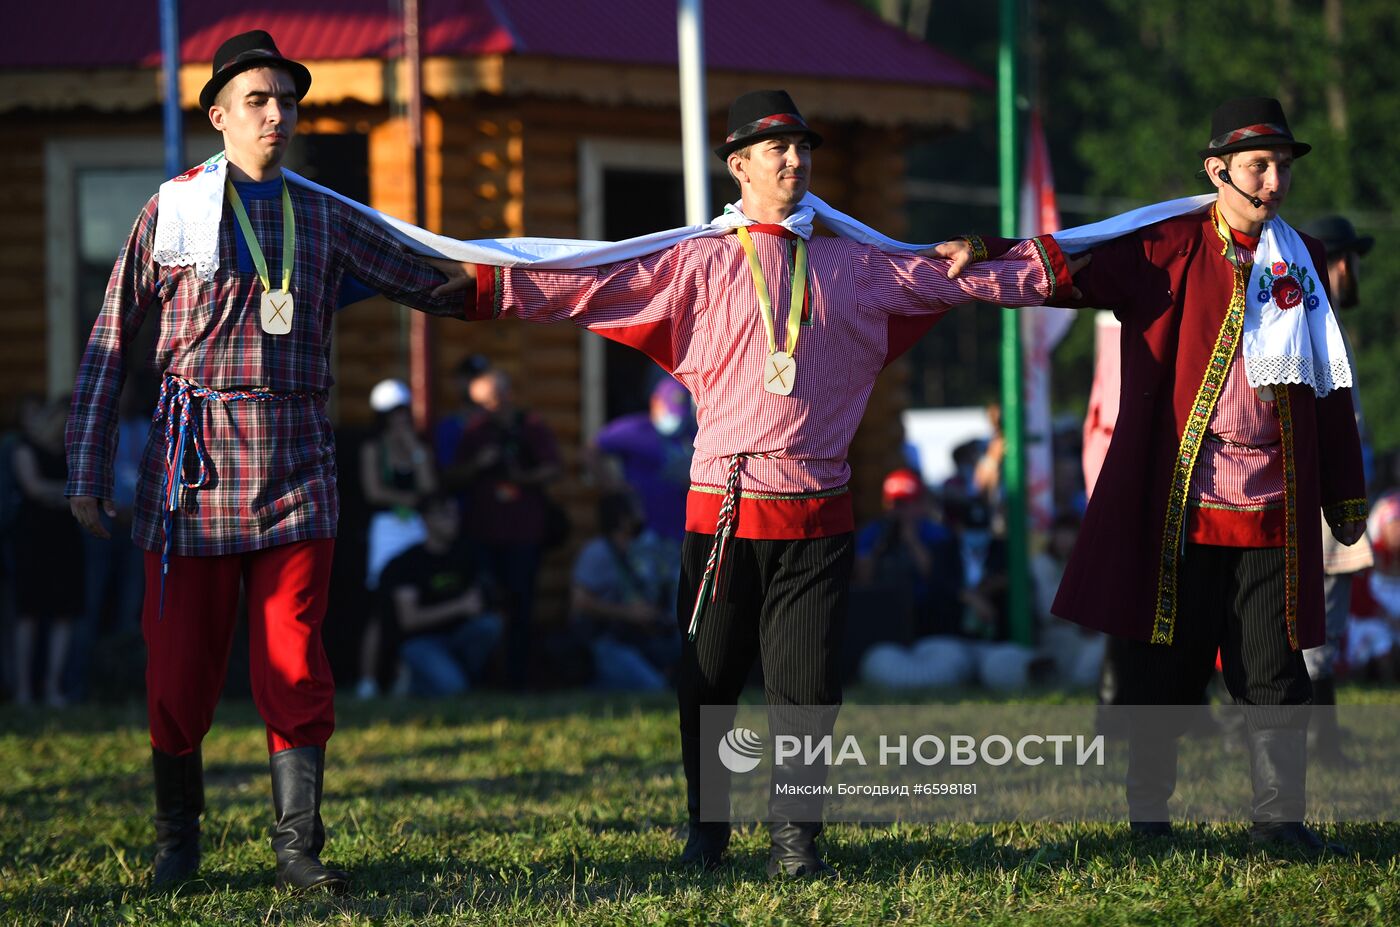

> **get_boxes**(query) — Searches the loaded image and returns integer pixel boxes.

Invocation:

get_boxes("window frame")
[575,138,728,440]
[44,137,167,398]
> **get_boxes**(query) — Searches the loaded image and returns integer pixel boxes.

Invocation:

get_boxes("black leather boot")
[1126,725,1177,838]
[269,747,350,893]
[677,733,730,869]
[152,747,204,889]
[1246,727,1346,857]
[766,820,833,878]
[765,738,834,879]
[1307,677,1356,769]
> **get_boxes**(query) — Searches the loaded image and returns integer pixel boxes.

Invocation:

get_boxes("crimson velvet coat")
[989,209,1366,650]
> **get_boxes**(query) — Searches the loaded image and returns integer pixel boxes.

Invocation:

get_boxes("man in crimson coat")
[954,97,1366,855]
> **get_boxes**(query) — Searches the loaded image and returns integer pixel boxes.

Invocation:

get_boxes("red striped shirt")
[475,230,1069,538]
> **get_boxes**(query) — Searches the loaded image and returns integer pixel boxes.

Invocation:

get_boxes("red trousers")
[142,538,337,756]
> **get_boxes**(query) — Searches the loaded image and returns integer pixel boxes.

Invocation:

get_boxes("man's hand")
[919,240,1092,298]
[71,496,116,539]
[428,258,477,297]
[922,240,974,278]
[1066,251,1091,300]
[1332,518,1366,546]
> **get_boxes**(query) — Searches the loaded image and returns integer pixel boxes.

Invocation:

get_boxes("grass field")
[3,691,1399,926]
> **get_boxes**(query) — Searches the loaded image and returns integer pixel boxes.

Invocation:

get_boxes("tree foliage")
[878,0,1400,461]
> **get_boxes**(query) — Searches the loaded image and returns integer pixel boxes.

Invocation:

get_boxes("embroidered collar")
[1212,205,1259,267]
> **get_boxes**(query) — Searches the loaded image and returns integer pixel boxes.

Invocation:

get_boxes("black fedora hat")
[714,90,823,160]
[1199,96,1311,160]
[1301,215,1374,258]
[200,31,312,111]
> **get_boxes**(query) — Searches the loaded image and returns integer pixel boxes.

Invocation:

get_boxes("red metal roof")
[2,0,988,90]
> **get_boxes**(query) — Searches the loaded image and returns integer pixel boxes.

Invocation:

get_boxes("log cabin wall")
[0,113,52,419]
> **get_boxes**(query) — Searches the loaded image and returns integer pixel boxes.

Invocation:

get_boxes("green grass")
[2,691,1399,926]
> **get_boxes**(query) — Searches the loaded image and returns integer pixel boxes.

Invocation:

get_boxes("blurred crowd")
[7,358,1400,707]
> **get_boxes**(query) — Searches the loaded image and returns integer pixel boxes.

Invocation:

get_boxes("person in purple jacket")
[589,378,695,545]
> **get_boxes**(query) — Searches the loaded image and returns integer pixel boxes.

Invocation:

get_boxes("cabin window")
[45,138,166,397]
[577,140,728,438]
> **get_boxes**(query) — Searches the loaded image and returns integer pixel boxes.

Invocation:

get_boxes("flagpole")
[158,0,183,179]
[999,0,1032,646]
[404,0,434,432]
[678,0,710,226]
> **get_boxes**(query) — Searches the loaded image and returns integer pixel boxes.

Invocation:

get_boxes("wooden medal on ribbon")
[763,350,796,396]
[736,226,808,397]
[226,176,297,336]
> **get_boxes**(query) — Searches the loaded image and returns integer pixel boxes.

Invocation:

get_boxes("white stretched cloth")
[154,154,1348,396]
[151,150,944,279]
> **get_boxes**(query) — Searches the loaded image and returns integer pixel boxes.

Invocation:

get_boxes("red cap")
[882,469,922,505]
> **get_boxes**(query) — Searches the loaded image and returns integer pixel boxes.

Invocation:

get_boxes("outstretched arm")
[338,206,469,317]
[443,244,707,375]
[856,236,1082,318]
[933,233,1145,312]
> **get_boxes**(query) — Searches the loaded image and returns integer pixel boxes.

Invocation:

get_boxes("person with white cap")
[362,379,436,592]
[354,378,437,699]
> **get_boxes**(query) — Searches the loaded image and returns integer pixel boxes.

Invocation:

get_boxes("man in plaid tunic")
[436,89,1078,877]
[65,32,464,893]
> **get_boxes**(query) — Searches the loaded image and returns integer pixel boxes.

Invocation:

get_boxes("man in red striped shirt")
[437,89,1077,876]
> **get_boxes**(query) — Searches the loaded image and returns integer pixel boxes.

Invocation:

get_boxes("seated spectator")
[860,495,1051,692]
[1031,512,1105,688]
[570,492,680,691]
[380,493,503,697]
[355,378,436,698]
[1345,492,1400,680]
[853,469,961,638]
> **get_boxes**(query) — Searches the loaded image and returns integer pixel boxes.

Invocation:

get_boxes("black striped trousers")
[675,531,853,742]
[1108,544,1313,710]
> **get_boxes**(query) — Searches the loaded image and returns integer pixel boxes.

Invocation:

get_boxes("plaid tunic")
[473,229,1070,539]
[66,180,465,556]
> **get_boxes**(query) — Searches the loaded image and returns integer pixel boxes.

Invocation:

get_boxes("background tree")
[870,0,1400,478]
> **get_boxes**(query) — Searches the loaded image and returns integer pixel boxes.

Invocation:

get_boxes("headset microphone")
[1216,169,1264,209]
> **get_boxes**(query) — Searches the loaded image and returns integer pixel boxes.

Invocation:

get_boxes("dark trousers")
[676,531,852,822]
[1108,544,1313,710]
[1106,544,1313,822]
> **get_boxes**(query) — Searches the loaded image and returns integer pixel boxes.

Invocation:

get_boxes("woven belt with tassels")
[686,452,778,640]
[154,374,316,618]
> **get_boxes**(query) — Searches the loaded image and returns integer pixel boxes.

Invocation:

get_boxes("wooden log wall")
[0,115,49,420]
